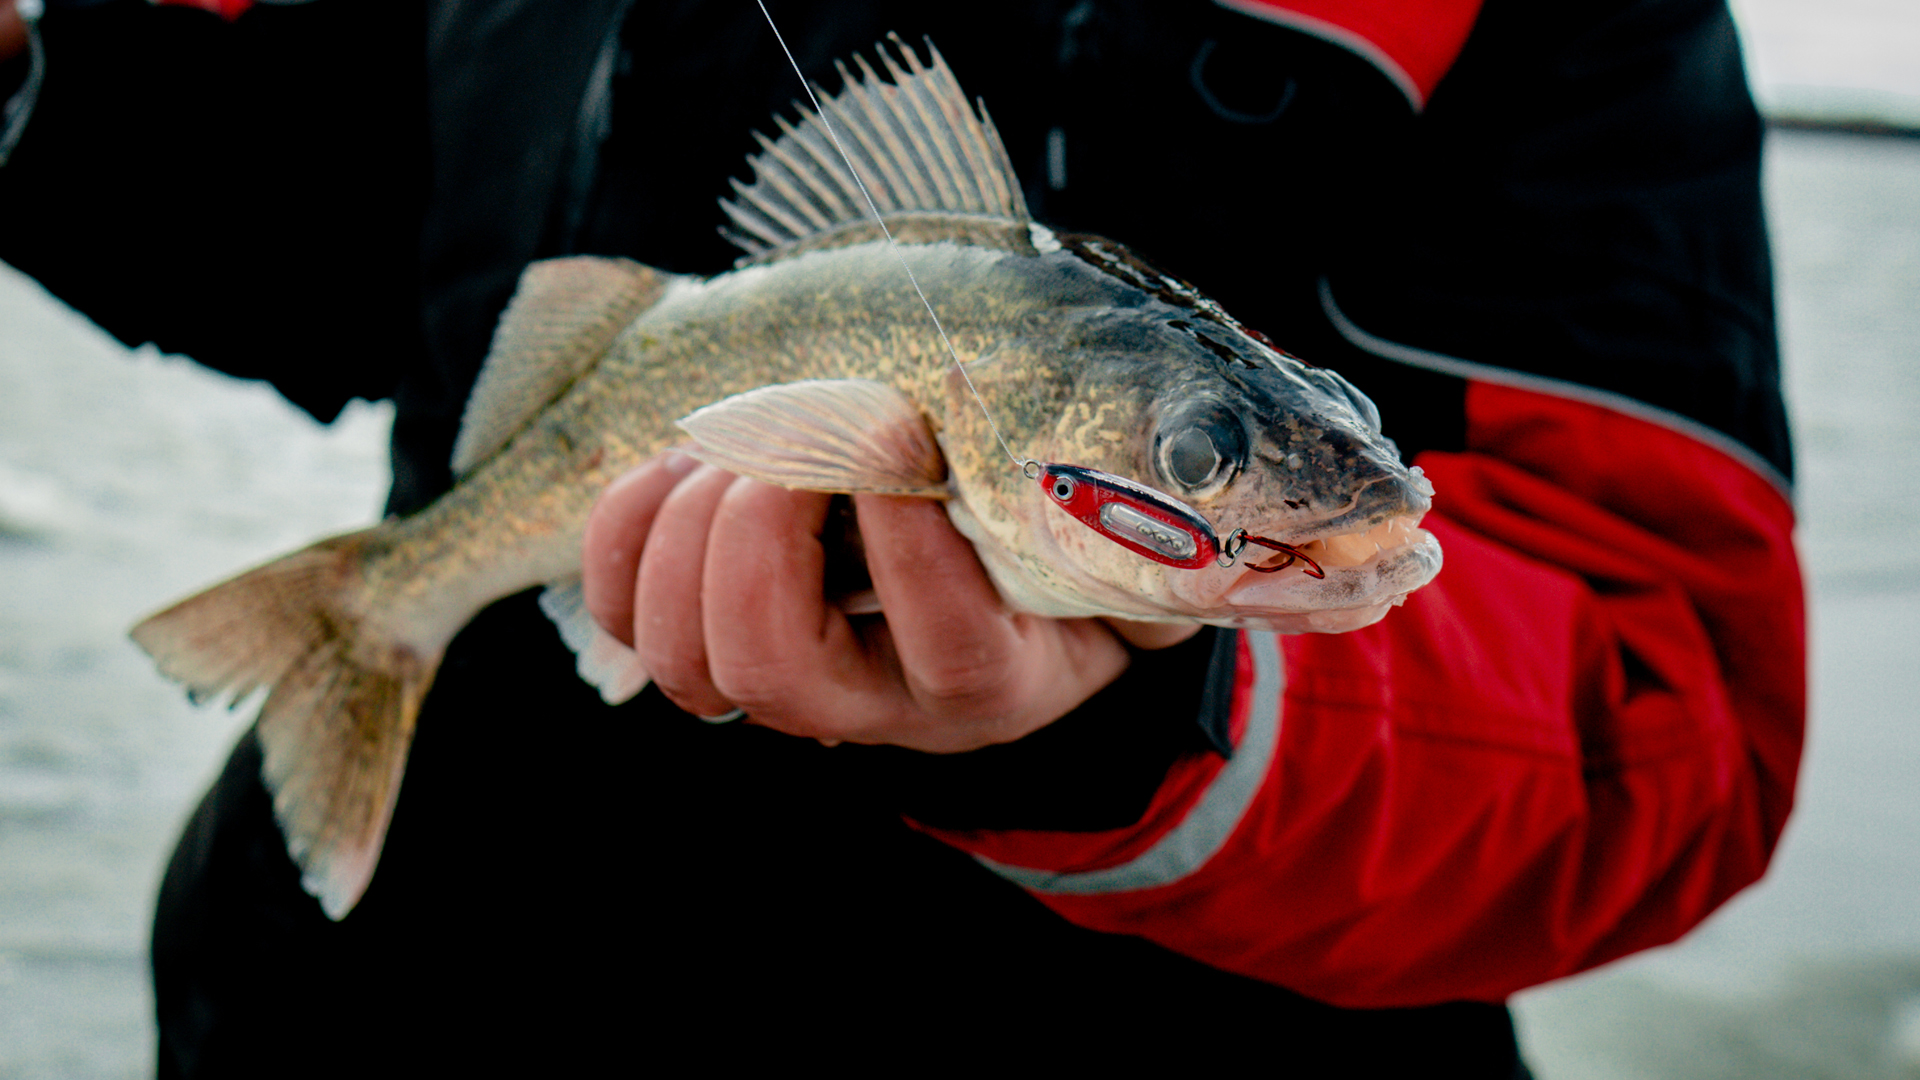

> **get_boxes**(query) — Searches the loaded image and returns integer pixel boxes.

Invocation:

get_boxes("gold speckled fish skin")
[360,236,1026,628]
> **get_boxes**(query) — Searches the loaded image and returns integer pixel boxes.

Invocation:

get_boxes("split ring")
[1217,527,1250,568]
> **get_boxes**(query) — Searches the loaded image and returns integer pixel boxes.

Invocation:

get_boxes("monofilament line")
[752,2,1030,473]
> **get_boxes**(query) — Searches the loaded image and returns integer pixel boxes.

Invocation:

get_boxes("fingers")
[852,495,1026,712]
[629,464,739,718]
[698,480,872,728]
[580,457,1149,751]
[582,452,702,646]
[851,493,1132,747]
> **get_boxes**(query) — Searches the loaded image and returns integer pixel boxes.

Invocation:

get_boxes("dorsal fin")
[452,257,674,478]
[719,35,1030,260]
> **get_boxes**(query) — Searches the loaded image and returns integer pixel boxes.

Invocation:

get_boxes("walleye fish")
[132,39,1442,919]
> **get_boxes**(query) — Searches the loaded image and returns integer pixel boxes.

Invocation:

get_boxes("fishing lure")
[1037,463,1325,577]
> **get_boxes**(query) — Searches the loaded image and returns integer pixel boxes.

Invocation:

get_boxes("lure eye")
[1050,474,1077,502]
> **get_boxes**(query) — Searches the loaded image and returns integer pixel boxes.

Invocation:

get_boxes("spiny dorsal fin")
[452,257,676,478]
[719,35,1030,260]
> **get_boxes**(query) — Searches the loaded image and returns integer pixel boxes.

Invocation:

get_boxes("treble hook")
[1218,528,1325,578]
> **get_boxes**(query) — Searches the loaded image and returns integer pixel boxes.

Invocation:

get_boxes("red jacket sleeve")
[915,379,1806,1008]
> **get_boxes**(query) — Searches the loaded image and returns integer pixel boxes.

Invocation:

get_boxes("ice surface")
[0,266,392,1078]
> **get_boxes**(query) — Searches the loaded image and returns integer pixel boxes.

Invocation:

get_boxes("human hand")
[581,453,1198,752]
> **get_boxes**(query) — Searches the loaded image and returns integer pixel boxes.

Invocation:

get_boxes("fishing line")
[752,0,1030,475]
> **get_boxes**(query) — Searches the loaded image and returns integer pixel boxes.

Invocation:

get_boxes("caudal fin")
[131,531,441,919]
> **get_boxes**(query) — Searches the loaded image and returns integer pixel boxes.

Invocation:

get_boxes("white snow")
[0,267,391,1078]
[1733,0,1920,126]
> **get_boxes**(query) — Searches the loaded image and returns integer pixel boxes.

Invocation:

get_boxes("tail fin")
[131,531,441,920]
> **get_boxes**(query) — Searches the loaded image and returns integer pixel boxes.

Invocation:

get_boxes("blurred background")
[1,1,1916,1076]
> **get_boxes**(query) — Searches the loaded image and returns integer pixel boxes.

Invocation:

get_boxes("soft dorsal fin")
[451,257,675,478]
[719,35,1030,260]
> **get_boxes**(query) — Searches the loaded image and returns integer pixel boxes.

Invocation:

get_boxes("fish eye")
[1168,427,1221,487]
[1156,408,1247,496]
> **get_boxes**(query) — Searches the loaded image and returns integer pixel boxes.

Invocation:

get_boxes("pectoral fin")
[676,379,949,497]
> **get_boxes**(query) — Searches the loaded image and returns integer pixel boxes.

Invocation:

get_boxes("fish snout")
[1328,459,1433,535]
[1269,424,1422,528]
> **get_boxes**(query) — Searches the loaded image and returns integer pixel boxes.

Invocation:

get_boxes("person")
[0,0,1802,1074]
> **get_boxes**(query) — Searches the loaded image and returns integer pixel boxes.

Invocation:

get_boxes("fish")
[130,37,1442,920]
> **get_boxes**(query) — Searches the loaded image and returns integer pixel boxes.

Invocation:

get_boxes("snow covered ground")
[0,287,392,1078]
[1,7,1917,1079]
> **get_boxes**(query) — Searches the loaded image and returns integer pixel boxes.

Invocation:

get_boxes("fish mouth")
[1235,515,1427,575]
[1221,512,1441,631]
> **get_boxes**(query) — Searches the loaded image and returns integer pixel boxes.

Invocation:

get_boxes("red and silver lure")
[1035,462,1324,578]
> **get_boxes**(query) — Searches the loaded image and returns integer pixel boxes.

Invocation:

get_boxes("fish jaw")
[944,479,1439,635]
[1214,513,1443,632]
[1178,461,1445,631]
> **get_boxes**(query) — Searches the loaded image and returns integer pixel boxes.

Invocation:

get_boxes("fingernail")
[697,707,746,724]
[661,450,703,476]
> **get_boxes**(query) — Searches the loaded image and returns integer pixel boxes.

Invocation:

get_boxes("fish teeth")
[1292,515,1421,570]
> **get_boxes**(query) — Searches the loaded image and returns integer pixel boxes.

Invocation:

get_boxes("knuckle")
[634,623,711,698]
[908,647,1020,717]
[708,652,811,713]
[709,652,872,743]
